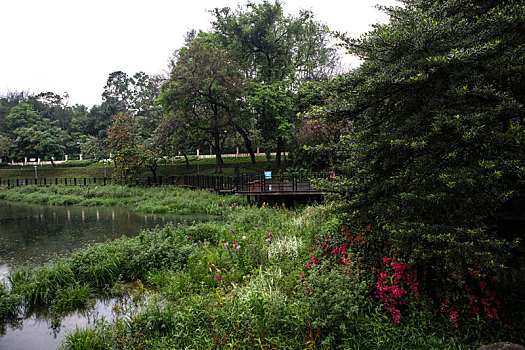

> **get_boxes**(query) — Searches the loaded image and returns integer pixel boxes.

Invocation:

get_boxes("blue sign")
[264,171,272,179]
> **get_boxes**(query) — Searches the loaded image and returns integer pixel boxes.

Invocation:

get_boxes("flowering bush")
[375,256,419,323]
[300,221,512,334]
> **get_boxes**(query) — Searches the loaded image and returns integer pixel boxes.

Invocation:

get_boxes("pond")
[0,200,210,349]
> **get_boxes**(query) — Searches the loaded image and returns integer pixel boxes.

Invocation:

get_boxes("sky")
[0,0,399,108]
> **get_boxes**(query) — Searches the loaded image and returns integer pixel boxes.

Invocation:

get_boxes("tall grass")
[0,185,245,214]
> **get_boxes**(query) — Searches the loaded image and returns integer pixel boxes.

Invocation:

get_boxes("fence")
[0,171,327,194]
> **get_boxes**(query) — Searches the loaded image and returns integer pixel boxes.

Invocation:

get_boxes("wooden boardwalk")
[233,175,325,206]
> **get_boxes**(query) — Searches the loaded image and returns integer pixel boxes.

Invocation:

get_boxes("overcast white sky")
[0,0,399,108]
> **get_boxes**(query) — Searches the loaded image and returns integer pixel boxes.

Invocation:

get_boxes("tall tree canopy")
[159,32,247,173]
[211,1,340,164]
[333,0,525,228]
[7,103,68,162]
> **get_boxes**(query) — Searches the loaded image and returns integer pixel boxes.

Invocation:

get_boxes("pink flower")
[215,275,220,280]
[268,232,272,236]
[242,236,246,240]
[224,242,229,247]
[265,238,271,242]
[236,245,241,250]
[230,228,234,232]
[188,235,192,238]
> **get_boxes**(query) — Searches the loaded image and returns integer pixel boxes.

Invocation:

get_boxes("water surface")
[0,200,206,272]
[0,200,210,349]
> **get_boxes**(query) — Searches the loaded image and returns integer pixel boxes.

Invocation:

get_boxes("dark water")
[0,200,209,349]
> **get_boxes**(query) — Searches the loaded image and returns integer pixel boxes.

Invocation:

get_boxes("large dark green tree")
[212,1,340,165]
[159,32,247,173]
[334,0,525,227]
[319,0,524,326]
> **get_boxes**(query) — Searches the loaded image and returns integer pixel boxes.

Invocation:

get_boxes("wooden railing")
[0,172,328,194]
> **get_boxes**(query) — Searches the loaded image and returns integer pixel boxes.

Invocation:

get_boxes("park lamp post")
[103,161,107,179]
[34,165,37,182]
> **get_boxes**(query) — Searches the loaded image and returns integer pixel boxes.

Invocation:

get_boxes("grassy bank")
[0,155,287,180]
[0,185,245,215]
[0,187,522,348]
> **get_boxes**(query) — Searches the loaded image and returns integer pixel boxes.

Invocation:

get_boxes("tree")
[101,71,163,136]
[106,112,161,181]
[246,81,295,162]
[155,112,204,169]
[7,104,67,163]
[211,1,340,165]
[106,112,141,182]
[0,134,13,162]
[159,32,247,173]
[323,0,525,324]
[0,91,29,134]
[102,71,133,115]
[80,135,109,161]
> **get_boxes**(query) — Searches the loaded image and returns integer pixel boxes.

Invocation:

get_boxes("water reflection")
[0,296,144,350]
[0,200,210,349]
[0,200,209,269]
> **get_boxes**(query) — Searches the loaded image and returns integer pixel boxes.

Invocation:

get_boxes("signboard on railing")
[264,171,272,179]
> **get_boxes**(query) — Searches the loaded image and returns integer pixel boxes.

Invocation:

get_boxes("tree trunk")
[232,122,256,164]
[148,164,158,179]
[183,153,190,169]
[276,136,283,166]
[214,130,222,174]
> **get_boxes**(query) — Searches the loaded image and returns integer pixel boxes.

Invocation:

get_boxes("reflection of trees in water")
[0,316,23,337]
[0,201,214,267]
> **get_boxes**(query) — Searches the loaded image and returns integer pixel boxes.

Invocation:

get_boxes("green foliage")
[0,281,22,319]
[0,185,245,214]
[6,103,68,161]
[80,136,108,161]
[308,0,525,336]
[0,192,521,348]
[159,31,246,173]
[302,261,369,348]
[0,134,13,160]
[211,1,341,165]
[330,0,525,227]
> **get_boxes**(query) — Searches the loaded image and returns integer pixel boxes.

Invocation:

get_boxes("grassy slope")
[0,155,289,180]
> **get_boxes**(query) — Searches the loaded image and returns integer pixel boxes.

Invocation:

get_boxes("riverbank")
[0,185,245,215]
[0,186,523,349]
